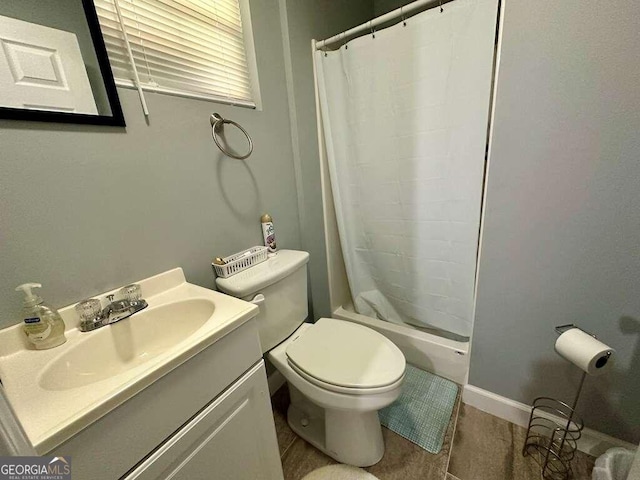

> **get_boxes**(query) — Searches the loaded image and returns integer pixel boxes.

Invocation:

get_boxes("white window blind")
[95,0,255,107]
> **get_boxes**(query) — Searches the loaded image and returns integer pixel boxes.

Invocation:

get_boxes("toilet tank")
[216,250,310,353]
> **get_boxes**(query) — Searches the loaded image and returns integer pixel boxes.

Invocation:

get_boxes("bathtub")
[332,304,469,385]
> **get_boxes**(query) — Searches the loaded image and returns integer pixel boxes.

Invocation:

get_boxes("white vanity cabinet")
[49,319,283,480]
[124,361,282,480]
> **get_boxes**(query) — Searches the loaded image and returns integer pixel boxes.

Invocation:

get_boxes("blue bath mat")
[379,365,459,454]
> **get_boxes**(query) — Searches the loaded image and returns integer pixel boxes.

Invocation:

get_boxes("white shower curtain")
[315,0,497,337]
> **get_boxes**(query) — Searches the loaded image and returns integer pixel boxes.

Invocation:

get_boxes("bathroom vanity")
[0,269,283,480]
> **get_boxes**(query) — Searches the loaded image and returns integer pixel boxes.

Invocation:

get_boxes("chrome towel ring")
[210,113,253,160]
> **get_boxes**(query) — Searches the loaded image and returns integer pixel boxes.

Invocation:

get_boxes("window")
[95,0,258,108]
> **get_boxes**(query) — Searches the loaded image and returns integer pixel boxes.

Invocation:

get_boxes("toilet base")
[287,385,385,467]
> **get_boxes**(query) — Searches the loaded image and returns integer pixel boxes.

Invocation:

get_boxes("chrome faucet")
[76,284,148,332]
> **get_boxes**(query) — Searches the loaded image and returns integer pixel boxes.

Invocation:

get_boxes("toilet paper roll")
[554,328,615,376]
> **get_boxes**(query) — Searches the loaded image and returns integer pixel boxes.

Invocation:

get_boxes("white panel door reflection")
[0,14,97,114]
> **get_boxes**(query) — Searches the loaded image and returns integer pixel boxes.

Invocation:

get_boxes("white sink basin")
[39,299,215,391]
[0,268,258,453]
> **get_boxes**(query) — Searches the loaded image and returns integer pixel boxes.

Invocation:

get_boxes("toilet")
[216,250,406,467]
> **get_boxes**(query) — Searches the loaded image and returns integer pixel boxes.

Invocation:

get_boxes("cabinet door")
[124,361,283,480]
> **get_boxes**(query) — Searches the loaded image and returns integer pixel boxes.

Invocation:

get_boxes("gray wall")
[279,0,373,319]
[0,0,301,328]
[471,0,640,442]
[373,0,408,16]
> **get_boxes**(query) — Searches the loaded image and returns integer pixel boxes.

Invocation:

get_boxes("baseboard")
[267,369,286,397]
[463,385,637,457]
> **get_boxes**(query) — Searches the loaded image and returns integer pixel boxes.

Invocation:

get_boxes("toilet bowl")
[216,250,406,467]
[270,319,405,466]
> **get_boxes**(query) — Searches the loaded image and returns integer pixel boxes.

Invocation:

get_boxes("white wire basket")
[212,246,268,278]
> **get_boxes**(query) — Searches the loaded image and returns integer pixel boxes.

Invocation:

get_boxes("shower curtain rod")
[315,0,454,50]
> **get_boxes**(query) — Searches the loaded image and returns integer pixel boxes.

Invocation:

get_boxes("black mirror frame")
[0,0,125,126]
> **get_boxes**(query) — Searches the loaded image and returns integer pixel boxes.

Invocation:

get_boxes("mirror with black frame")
[0,0,124,126]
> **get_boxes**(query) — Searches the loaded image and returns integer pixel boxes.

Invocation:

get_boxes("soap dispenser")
[15,283,67,350]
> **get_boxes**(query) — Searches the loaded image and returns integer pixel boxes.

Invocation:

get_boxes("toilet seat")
[288,361,405,395]
[286,318,406,394]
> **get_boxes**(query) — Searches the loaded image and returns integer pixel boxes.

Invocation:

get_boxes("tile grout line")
[280,435,300,461]
[444,392,463,479]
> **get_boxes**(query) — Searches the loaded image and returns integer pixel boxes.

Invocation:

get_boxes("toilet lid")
[285,318,406,389]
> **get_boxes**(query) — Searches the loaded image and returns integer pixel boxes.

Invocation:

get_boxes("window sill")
[115,80,257,110]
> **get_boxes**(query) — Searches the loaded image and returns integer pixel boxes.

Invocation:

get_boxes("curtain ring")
[343,32,348,49]
[370,21,376,39]
[401,6,407,26]
[439,0,444,12]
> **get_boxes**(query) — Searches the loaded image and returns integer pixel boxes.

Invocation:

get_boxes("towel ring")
[210,113,253,160]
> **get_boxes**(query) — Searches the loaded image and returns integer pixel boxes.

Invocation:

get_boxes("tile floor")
[270,385,595,480]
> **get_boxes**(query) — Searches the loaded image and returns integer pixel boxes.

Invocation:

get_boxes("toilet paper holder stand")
[553,323,612,415]
[555,323,594,337]
[522,324,611,480]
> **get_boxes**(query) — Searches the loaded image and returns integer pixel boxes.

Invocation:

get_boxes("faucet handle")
[76,298,102,320]
[106,294,115,303]
[120,284,142,304]
[76,298,103,331]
